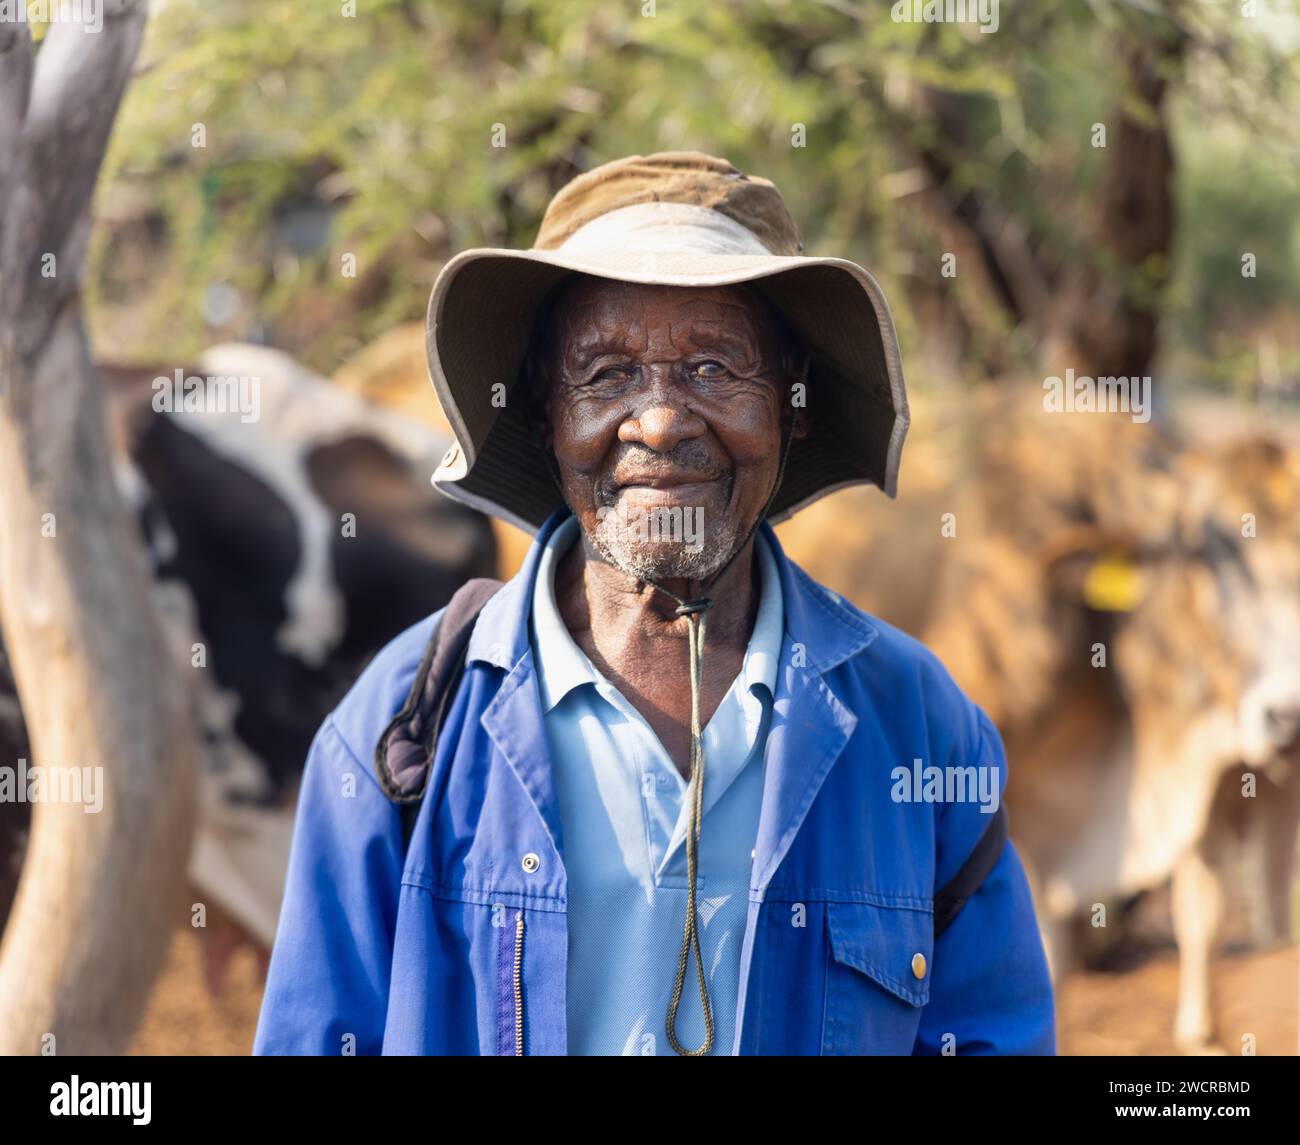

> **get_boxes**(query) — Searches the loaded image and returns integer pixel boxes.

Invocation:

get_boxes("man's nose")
[621,379,706,453]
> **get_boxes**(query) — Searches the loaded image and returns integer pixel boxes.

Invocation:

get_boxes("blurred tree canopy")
[87,0,1300,393]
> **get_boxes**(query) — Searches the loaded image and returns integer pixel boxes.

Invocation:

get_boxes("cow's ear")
[1041,525,1145,612]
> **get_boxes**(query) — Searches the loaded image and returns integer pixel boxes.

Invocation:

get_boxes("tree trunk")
[1048,35,1186,381]
[906,22,1187,383]
[0,1,199,1055]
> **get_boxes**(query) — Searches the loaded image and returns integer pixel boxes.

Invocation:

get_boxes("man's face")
[535,277,804,583]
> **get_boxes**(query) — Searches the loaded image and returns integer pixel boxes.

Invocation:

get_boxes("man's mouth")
[621,475,712,489]
[614,476,719,505]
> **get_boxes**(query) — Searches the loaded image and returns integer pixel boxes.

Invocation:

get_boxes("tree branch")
[14,0,148,311]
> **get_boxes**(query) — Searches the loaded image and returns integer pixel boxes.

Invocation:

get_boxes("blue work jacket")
[254,508,1056,1056]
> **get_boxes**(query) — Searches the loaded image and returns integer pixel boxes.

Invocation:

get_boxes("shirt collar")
[530,514,784,714]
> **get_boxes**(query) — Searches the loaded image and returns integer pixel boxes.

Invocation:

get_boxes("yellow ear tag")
[1082,554,1142,612]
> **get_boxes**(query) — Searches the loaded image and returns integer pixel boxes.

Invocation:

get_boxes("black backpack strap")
[373,577,504,848]
[933,802,1009,939]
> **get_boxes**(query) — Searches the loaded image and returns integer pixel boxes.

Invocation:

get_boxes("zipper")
[513,910,525,1056]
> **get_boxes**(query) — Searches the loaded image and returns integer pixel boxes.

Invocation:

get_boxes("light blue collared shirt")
[529,513,783,1055]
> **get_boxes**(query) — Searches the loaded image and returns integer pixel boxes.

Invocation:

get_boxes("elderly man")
[255,152,1055,1056]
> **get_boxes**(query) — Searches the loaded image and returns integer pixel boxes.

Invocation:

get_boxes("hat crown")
[533,151,804,257]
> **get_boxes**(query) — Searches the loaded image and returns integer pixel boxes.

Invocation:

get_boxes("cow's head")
[1181,437,1300,768]
[1046,434,1300,774]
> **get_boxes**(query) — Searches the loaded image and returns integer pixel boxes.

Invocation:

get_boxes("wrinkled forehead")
[546,277,779,362]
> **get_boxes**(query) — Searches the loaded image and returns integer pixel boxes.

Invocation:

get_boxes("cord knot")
[673,598,712,618]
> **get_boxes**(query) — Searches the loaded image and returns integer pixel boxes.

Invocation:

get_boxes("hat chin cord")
[647,414,795,1057]
[534,365,804,1057]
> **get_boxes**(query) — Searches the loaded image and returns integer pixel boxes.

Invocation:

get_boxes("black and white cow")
[0,345,496,983]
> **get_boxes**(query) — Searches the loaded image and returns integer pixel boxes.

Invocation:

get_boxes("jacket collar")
[464,506,570,671]
[762,521,878,674]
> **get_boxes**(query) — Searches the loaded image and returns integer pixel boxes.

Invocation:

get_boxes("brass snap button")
[521,853,541,874]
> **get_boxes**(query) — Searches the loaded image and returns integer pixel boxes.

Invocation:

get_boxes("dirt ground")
[1059,944,1297,1056]
[129,923,266,1056]
[129,917,1297,1056]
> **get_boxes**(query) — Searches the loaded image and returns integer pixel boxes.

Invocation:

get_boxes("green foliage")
[87,0,1300,389]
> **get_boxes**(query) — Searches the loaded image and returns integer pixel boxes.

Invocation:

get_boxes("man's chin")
[589,520,741,586]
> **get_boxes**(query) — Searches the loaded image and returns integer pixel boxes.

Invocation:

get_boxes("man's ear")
[520,355,554,452]
[788,349,813,440]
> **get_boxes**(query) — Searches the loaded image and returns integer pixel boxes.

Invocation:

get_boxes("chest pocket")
[821,900,932,1055]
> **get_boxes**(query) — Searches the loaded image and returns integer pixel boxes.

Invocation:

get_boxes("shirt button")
[521,853,541,874]
[911,952,927,980]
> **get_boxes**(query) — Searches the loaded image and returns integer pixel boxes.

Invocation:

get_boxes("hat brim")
[425,245,909,535]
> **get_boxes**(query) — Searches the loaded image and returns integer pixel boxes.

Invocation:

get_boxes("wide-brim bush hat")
[425,150,908,534]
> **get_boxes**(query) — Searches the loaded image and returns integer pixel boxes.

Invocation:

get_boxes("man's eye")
[693,361,728,380]
[591,366,632,383]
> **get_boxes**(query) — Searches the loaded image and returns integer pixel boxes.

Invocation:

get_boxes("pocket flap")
[826,900,933,1006]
